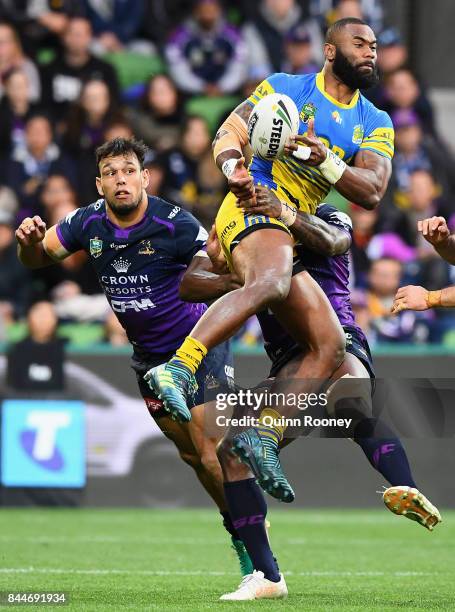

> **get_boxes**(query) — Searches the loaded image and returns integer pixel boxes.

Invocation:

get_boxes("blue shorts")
[268,325,375,381]
[133,341,234,418]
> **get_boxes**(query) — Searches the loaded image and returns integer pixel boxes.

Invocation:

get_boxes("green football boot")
[144,361,197,423]
[231,428,295,503]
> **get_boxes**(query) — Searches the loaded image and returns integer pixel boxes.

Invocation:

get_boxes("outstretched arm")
[212,100,256,203]
[16,216,64,269]
[391,285,455,313]
[418,216,455,264]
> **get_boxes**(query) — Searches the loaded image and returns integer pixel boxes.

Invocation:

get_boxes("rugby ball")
[247,93,300,161]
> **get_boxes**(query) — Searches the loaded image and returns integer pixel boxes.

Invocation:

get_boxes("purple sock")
[223,478,280,582]
[354,418,417,488]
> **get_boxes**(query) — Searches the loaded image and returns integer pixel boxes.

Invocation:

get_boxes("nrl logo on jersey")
[90,237,103,258]
[352,124,364,145]
[138,240,155,255]
[300,102,316,123]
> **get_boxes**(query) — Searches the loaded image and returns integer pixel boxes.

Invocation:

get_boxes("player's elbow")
[355,193,381,210]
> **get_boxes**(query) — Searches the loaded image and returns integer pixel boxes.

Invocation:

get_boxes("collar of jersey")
[315,71,360,109]
[104,197,151,236]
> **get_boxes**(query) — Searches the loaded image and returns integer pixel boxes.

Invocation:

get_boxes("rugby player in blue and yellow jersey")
[15,137,255,577]
[149,18,394,500]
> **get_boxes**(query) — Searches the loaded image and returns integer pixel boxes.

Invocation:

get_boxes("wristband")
[279,202,297,227]
[426,290,442,308]
[318,149,347,184]
[221,158,240,179]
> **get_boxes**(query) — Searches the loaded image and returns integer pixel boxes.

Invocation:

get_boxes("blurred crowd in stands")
[1,0,455,350]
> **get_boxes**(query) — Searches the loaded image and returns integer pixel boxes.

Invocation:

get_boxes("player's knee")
[200,451,221,479]
[246,276,291,308]
[318,331,346,373]
[216,439,238,471]
[178,450,201,470]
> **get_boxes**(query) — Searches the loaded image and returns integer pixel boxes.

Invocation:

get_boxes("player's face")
[328,25,378,90]
[96,154,149,217]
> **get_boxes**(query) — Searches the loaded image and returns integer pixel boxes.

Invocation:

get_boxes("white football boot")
[219,571,288,601]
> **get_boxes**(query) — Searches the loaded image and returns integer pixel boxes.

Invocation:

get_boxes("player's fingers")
[307,117,315,136]
[293,135,314,146]
[417,219,423,232]
[395,286,409,298]
[293,145,312,161]
[420,219,430,236]
[235,157,245,169]
[428,216,439,235]
[247,205,268,216]
[15,228,27,243]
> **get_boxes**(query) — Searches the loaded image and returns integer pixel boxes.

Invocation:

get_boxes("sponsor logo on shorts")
[221,220,237,240]
[144,397,163,413]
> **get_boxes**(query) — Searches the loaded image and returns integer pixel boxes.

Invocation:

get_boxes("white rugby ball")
[247,93,300,161]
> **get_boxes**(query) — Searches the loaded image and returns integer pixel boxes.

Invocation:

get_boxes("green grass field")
[0,508,454,611]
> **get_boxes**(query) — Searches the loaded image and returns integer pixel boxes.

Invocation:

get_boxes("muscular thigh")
[215,190,293,271]
[271,270,344,349]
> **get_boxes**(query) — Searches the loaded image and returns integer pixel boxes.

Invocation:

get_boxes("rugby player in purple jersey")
[188,187,441,600]
[15,137,255,576]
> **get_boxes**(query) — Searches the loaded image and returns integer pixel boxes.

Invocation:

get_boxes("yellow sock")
[173,336,208,375]
[258,408,287,443]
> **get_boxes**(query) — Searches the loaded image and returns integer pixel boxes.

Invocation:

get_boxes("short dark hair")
[326,17,369,44]
[95,138,149,170]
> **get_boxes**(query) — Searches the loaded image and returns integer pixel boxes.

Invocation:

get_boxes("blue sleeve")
[360,107,395,160]
[248,73,293,105]
[174,209,209,265]
[56,207,87,253]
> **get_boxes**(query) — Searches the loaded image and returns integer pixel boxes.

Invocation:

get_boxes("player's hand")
[228,157,256,203]
[391,285,429,314]
[418,216,450,246]
[284,118,327,166]
[15,216,47,247]
[248,185,282,218]
[206,224,229,274]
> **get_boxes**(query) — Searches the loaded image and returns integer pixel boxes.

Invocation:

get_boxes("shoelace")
[236,571,263,590]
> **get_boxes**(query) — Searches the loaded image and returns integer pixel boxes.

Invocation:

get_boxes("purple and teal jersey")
[296,203,356,329]
[56,196,208,355]
[257,204,368,369]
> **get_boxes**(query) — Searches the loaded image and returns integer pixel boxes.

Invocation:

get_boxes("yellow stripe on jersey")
[248,78,275,106]
[315,71,360,109]
[359,127,395,160]
[271,158,330,214]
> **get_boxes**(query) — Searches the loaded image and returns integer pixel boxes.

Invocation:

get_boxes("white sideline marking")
[0,568,440,577]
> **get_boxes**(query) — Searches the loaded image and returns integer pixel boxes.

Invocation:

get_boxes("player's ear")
[141,168,150,191]
[324,42,336,63]
[95,176,104,196]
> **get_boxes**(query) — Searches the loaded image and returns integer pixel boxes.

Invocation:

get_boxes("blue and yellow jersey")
[247,71,394,213]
